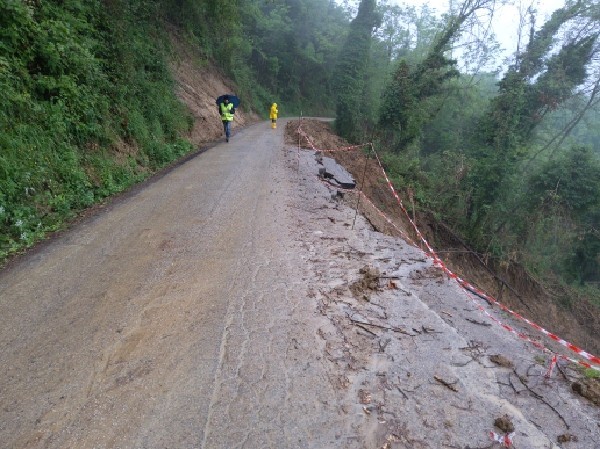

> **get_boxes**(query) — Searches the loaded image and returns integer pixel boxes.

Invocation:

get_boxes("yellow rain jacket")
[269,103,278,119]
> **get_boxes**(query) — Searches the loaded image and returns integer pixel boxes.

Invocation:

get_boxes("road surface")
[0,120,598,448]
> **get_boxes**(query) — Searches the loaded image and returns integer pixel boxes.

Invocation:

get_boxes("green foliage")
[334,0,380,141]
[380,54,459,151]
[0,0,194,260]
[525,147,600,284]
[380,145,427,199]
[527,147,600,216]
[376,2,441,62]
[480,35,596,153]
[369,0,600,296]
[584,368,600,379]
[379,60,420,146]
[161,0,242,70]
[237,0,349,115]
[378,2,475,152]
[469,2,598,224]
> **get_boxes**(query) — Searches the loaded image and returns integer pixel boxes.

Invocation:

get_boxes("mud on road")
[0,119,598,448]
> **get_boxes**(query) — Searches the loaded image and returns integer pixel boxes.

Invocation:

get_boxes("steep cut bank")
[169,29,260,147]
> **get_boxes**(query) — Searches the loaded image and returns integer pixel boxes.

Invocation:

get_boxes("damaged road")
[285,140,600,448]
[0,119,598,449]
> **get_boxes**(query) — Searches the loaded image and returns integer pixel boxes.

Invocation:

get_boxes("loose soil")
[349,266,381,301]
[572,377,600,406]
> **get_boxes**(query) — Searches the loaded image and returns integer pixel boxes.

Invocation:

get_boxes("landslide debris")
[349,266,380,301]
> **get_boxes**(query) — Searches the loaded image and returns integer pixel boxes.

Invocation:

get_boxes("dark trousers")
[222,120,231,138]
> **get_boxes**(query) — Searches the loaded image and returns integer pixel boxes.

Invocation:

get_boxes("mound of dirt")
[494,415,515,433]
[286,119,600,357]
[285,119,348,149]
[349,266,380,301]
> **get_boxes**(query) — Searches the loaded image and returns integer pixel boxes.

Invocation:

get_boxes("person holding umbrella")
[269,102,278,129]
[216,94,240,142]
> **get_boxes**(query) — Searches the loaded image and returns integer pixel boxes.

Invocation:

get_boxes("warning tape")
[545,354,559,379]
[491,431,515,447]
[365,137,600,371]
[296,122,600,371]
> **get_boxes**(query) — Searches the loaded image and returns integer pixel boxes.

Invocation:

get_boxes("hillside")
[0,1,258,263]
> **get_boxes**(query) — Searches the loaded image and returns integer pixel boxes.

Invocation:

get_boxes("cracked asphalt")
[0,119,598,449]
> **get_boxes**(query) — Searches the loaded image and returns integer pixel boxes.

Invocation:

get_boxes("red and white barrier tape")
[491,431,515,447]
[318,178,564,369]
[317,178,417,247]
[297,123,600,371]
[545,354,558,379]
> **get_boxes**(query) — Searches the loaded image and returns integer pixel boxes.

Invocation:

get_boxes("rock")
[572,378,600,406]
[557,433,578,443]
[489,354,514,368]
[494,415,515,433]
[349,266,380,301]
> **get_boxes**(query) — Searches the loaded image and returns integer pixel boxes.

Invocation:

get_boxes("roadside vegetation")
[0,1,194,258]
[334,0,600,306]
[1,0,599,310]
[0,0,350,260]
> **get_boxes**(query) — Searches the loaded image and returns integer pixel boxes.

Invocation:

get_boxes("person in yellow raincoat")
[269,102,278,129]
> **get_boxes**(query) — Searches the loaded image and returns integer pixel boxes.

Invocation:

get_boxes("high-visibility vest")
[220,102,234,121]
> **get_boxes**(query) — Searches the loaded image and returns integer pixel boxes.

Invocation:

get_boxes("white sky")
[389,0,567,56]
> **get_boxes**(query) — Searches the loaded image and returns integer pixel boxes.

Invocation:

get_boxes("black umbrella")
[215,94,240,108]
